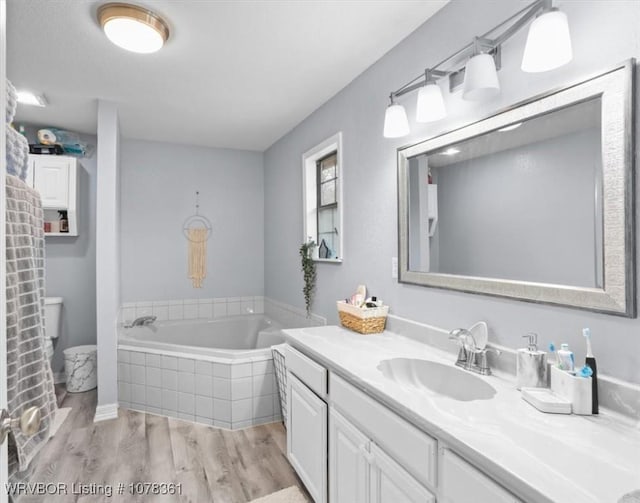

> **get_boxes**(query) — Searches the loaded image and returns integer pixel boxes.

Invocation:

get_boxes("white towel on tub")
[5,174,57,482]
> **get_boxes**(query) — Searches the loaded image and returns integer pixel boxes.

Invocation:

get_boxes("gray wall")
[433,128,600,288]
[21,126,97,378]
[120,140,264,302]
[264,0,640,384]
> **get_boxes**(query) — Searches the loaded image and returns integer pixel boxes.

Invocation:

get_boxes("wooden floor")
[21,389,310,503]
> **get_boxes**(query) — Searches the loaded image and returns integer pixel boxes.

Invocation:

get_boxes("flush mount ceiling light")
[383,0,572,138]
[439,148,460,156]
[16,90,47,107]
[98,3,170,54]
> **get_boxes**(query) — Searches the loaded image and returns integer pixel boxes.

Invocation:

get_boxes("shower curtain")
[5,174,57,483]
[5,78,57,484]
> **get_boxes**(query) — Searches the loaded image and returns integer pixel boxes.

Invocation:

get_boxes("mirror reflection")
[407,97,603,288]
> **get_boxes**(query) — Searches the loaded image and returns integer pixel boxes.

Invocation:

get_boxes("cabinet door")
[287,372,327,503]
[440,448,521,503]
[370,443,435,503]
[33,157,70,208]
[329,408,370,503]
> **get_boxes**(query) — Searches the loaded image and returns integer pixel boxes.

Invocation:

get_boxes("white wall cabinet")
[287,372,327,503]
[33,156,70,208]
[28,155,78,236]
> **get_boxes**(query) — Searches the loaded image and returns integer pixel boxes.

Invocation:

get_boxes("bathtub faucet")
[125,315,157,328]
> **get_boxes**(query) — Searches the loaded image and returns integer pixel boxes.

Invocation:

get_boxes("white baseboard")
[94,403,119,423]
[53,371,66,384]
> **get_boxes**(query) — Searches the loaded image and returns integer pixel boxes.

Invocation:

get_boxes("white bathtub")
[117,314,286,429]
[118,314,285,360]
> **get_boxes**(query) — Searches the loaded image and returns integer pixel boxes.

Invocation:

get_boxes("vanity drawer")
[329,373,437,489]
[285,345,327,398]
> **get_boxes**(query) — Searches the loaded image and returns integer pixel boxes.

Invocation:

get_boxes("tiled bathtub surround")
[264,297,326,328]
[118,348,280,430]
[120,296,327,328]
[117,297,324,429]
[120,296,266,324]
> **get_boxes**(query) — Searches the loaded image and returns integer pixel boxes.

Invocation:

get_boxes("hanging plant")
[299,240,317,316]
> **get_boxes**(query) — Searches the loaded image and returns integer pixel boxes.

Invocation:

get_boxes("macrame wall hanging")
[183,191,211,288]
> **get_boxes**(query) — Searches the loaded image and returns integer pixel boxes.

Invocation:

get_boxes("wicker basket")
[337,301,389,334]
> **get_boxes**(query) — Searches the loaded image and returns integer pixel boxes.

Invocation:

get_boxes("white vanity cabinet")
[329,408,369,503]
[370,443,435,503]
[285,343,521,503]
[440,449,522,503]
[27,155,78,236]
[286,347,328,503]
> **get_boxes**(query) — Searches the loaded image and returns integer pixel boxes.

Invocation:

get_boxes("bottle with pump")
[516,333,547,390]
[59,210,69,233]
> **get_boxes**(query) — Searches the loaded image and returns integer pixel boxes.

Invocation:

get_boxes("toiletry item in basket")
[365,296,382,308]
[557,343,574,372]
[583,328,599,414]
[516,333,547,390]
[350,285,367,307]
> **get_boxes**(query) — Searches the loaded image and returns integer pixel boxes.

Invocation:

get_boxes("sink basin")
[377,358,497,401]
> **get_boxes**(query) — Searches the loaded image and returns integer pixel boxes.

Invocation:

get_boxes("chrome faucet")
[449,328,501,376]
[125,315,157,328]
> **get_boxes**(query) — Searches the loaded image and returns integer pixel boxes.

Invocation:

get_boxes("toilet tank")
[44,297,63,339]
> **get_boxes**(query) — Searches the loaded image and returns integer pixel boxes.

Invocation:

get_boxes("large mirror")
[398,61,635,316]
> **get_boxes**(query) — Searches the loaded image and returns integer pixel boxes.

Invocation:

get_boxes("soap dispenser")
[516,333,548,390]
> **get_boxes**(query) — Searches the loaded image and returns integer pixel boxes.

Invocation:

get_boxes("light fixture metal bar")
[390,0,549,100]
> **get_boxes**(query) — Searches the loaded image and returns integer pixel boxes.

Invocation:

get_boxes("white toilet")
[44,296,63,363]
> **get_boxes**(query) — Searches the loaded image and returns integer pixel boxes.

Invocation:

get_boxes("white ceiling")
[8,0,448,151]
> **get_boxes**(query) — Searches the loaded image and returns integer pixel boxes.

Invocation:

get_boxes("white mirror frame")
[398,60,635,317]
[302,132,344,263]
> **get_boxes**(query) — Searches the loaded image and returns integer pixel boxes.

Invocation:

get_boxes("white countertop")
[283,325,640,503]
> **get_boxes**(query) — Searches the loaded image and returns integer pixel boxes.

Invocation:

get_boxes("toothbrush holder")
[550,365,592,415]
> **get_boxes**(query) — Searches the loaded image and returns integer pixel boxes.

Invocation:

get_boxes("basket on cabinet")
[337,301,389,334]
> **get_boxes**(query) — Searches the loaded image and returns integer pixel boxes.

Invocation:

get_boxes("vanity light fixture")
[462,39,501,101]
[383,96,410,138]
[416,71,447,123]
[522,9,572,72]
[16,90,47,107]
[98,3,170,54]
[383,0,572,138]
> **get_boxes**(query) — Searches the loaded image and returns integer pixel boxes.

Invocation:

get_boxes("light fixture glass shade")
[98,3,170,54]
[462,53,500,101]
[521,9,572,73]
[383,103,410,138]
[416,83,447,123]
